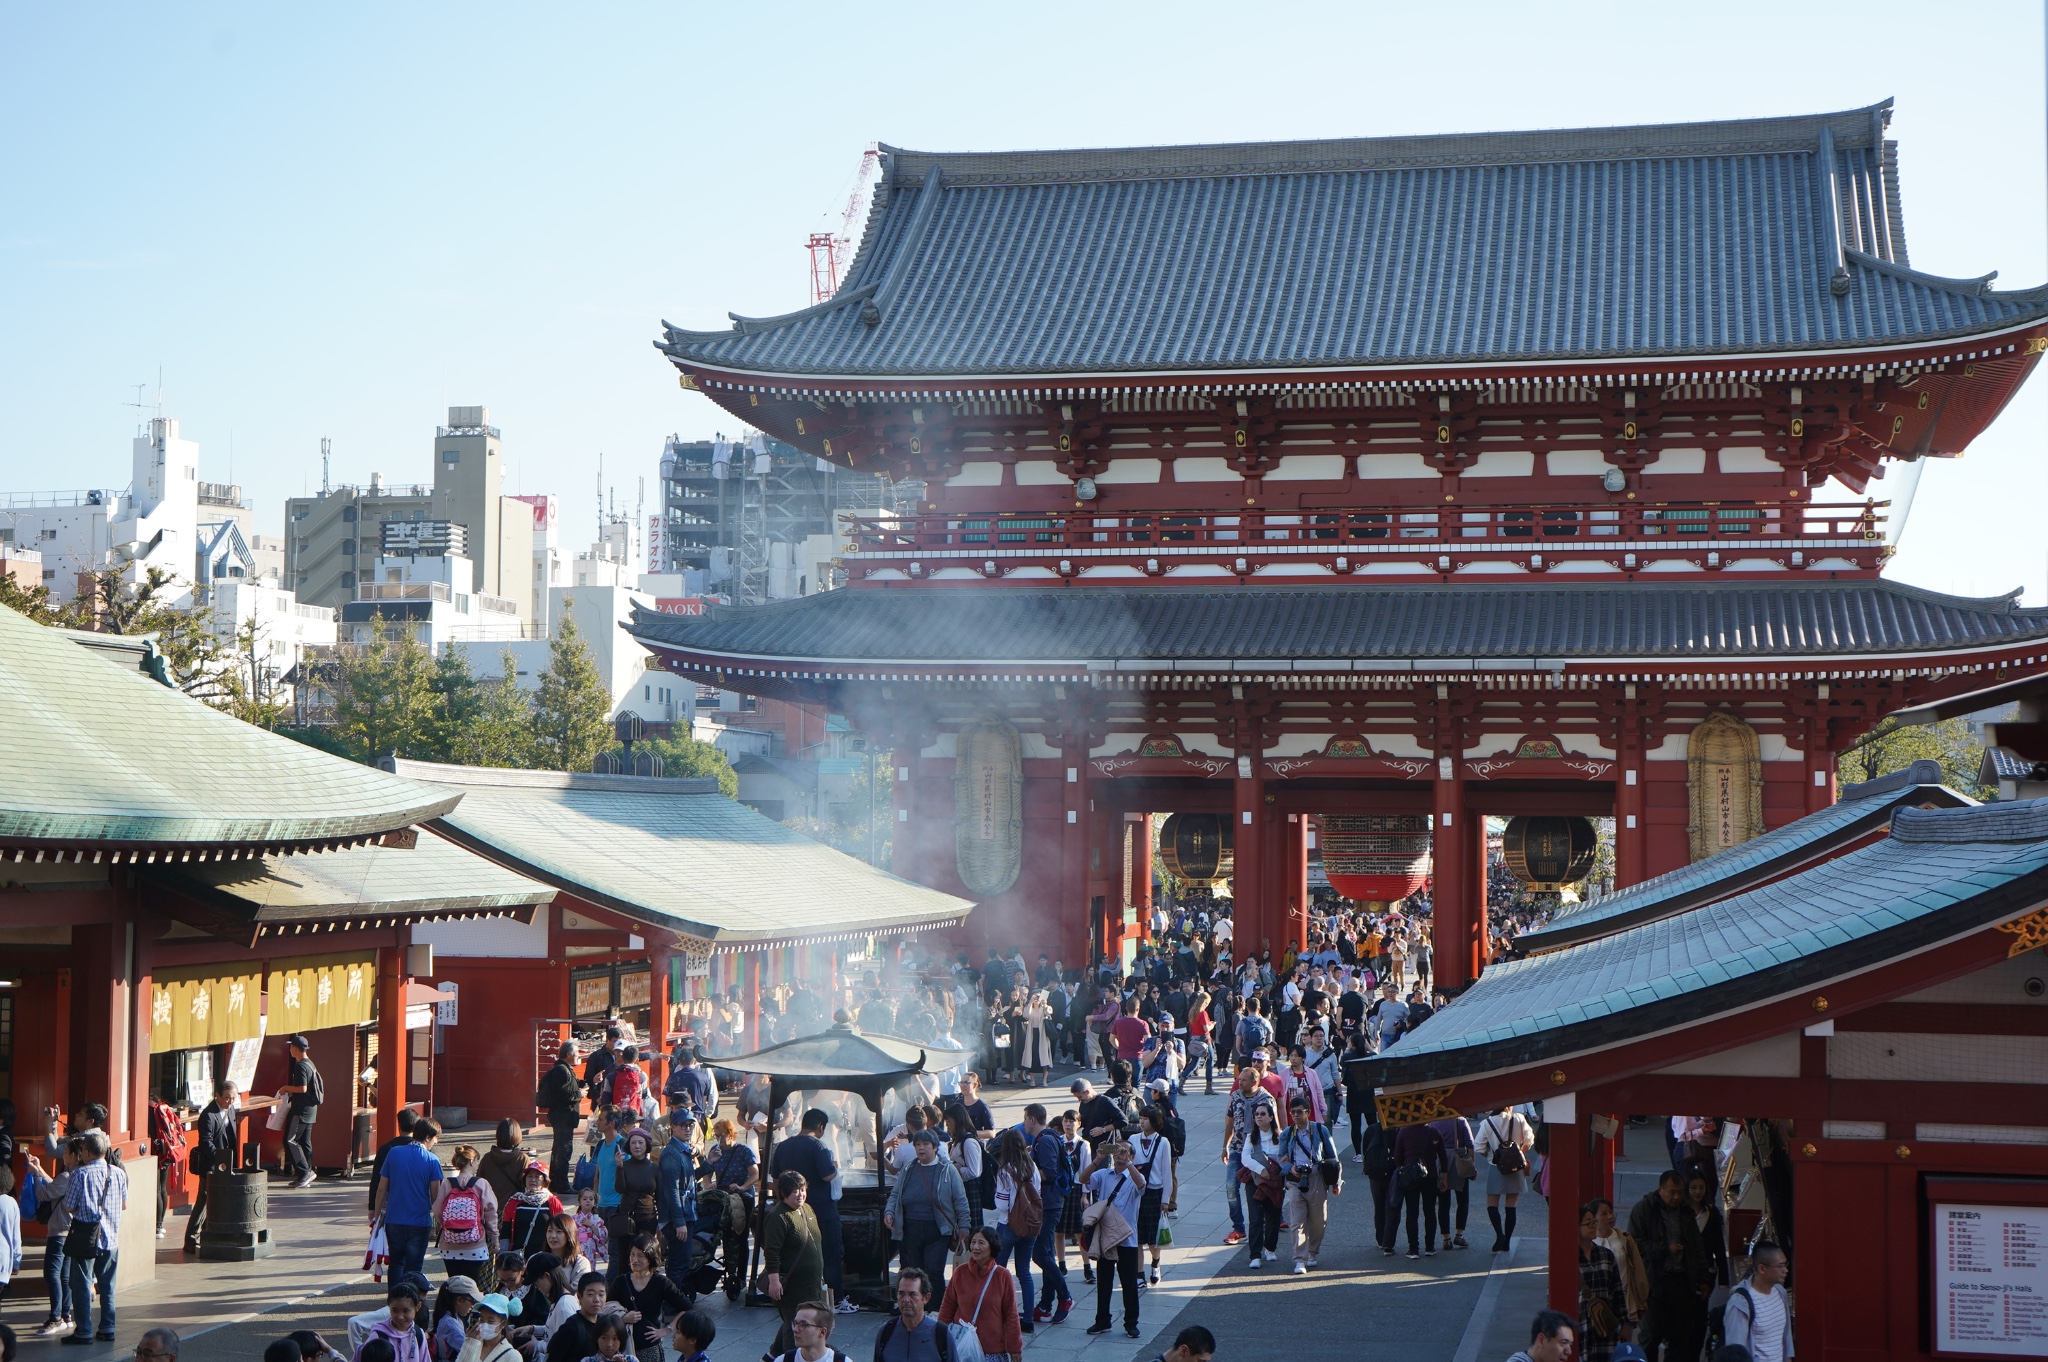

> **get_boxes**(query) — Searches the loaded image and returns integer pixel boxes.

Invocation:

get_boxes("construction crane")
[807,145,880,305]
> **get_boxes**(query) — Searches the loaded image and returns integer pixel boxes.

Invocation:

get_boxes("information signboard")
[1933,1202,2048,1357]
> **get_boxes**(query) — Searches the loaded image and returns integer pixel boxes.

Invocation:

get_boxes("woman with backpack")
[500,1162,563,1258]
[1128,1108,1174,1285]
[989,1129,1044,1331]
[940,1105,987,1232]
[434,1146,500,1281]
[611,1049,648,1123]
[1473,1103,1537,1253]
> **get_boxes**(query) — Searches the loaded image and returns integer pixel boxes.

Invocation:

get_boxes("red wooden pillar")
[1282,814,1309,952]
[1062,738,1095,965]
[1805,706,1837,814]
[1233,755,1265,962]
[376,946,406,1140]
[648,946,672,1088]
[1469,810,1490,976]
[1132,813,1154,937]
[1593,1113,1618,1202]
[1615,687,1648,889]
[1431,768,1471,989]
[1547,1103,1586,1315]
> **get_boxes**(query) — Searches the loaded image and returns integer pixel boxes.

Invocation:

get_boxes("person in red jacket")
[938,1228,1023,1362]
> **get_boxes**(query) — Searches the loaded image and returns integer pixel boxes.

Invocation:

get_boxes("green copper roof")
[150,833,555,938]
[0,604,459,848]
[1366,800,2048,1090]
[390,759,973,944]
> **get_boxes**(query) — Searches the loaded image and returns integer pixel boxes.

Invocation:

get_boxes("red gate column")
[1283,814,1309,952]
[1615,686,1648,888]
[1469,809,1491,976]
[1546,1098,1587,1314]
[1431,764,1472,989]
[1233,755,1266,960]
[377,946,406,1140]
[1805,701,1837,814]
[1133,813,1154,938]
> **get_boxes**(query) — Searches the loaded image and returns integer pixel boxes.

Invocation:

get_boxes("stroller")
[689,1186,749,1302]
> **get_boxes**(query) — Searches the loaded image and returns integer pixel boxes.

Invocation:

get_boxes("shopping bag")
[265,1102,288,1132]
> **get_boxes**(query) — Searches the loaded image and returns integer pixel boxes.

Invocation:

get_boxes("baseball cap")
[1146,1079,1171,1093]
[478,1294,514,1319]
[523,1159,549,1182]
[668,1107,696,1125]
[445,1276,483,1302]
[1611,1347,1648,1362]
[287,1034,312,1049]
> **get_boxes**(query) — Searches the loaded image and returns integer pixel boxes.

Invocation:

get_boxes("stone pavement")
[4,1067,1555,1362]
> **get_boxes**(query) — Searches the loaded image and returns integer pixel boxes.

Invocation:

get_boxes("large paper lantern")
[954,716,1023,897]
[1158,813,1234,886]
[1502,815,1598,889]
[1321,814,1432,904]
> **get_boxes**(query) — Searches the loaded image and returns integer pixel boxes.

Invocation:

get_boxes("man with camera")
[1279,1098,1341,1274]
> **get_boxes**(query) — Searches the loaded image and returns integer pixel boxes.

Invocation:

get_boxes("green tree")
[446,648,537,768]
[329,614,439,762]
[531,607,612,772]
[215,616,291,729]
[1837,715,1992,799]
[68,566,225,698]
[0,573,61,623]
[602,732,739,798]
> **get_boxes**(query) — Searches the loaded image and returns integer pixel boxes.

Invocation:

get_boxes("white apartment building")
[449,575,690,726]
[207,580,337,704]
[339,523,524,649]
[0,417,202,604]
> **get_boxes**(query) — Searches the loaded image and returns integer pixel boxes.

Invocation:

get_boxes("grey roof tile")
[1522,761,1968,952]
[659,103,2046,379]
[1372,807,2048,1087]
[628,580,2048,666]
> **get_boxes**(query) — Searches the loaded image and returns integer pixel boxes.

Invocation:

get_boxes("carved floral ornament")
[1994,905,2048,957]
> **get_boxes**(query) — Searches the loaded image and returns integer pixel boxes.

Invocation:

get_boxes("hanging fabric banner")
[267,952,377,1036]
[149,965,264,1054]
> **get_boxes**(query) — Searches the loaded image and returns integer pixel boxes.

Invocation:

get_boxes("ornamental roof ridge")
[876,100,1897,188]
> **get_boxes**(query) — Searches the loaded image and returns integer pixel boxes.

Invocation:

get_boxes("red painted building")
[632,101,2048,989]
[1363,794,2048,1362]
[0,607,553,1279]
[385,759,972,1122]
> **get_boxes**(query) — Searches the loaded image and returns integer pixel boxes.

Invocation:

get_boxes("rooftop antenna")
[122,384,149,437]
[596,452,603,546]
[321,437,332,494]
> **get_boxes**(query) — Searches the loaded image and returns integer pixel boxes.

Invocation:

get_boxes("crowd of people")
[0,878,1802,1362]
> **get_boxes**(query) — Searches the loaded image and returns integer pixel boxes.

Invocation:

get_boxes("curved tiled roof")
[0,604,458,848]
[392,760,972,943]
[1516,760,1972,953]
[626,580,2048,667]
[658,102,2048,379]
[1365,800,2048,1090]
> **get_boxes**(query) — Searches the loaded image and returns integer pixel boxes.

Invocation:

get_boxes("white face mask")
[479,1323,501,1340]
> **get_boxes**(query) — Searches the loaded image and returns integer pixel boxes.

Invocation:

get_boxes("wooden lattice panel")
[1377,1087,1460,1128]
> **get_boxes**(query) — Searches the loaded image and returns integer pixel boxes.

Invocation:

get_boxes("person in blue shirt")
[1083,1142,1143,1340]
[372,1116,445,1280]
[587,1108,623,1218]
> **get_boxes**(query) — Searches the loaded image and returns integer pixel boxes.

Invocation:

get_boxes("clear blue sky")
[2,1,2041,597]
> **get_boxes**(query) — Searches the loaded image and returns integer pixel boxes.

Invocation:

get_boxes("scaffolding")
[657,432,896,602]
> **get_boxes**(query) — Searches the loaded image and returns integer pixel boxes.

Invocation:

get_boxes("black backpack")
[306,1063,326,1107]
[1362,1124,1395,1179]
